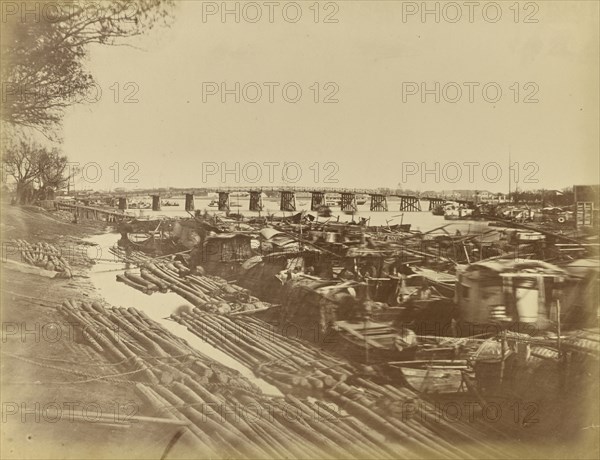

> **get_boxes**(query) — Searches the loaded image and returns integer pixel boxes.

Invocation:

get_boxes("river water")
[85,232,283,396]
[121,196,491,235]
[83,200,494,396]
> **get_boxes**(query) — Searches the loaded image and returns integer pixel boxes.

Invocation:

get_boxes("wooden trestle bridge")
[67,186,473,215]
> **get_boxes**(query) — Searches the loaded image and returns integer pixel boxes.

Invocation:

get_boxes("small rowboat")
[331,320,417,363]
[389,364,466,394]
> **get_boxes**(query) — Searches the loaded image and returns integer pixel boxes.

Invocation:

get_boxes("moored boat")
[207,200,241,208]
[388,364,466,394]
[329,319,418,363]
[444,206,473,220]
[161,200,180,207]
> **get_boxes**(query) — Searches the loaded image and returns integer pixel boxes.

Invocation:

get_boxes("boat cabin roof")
[459,259,566,275]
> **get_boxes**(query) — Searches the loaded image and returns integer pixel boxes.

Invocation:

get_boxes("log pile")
[58,300,406,458]
[113,255,271,314]
[173,310,509,458]
[109,246,152,266]
[12,239,73,278]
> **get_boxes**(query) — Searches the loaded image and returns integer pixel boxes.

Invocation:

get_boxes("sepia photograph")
[1,1,599,459]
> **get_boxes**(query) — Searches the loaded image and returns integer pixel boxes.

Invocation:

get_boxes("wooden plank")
[388,360,468,366]
[336,323,385,348]
[336,320,393,330]
[363,333,399,341]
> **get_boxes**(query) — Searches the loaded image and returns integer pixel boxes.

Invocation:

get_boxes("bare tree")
[3,140,43,204]
[3,140,77,203]
[37,148,76,198]
[1,0,174,139]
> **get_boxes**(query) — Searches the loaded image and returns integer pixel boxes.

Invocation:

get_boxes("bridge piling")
[398,196,421,212]
[185,193,195,211]
[218,192,230,212]
[428,198,444,211]
[310,192,325,211]
[249,191,263,211]
[151,195,161,211]
[370,194,388,212]
[280,191,296,212]
[340,193,357,213]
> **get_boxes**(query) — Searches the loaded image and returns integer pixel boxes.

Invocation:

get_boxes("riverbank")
[2,202,598,459]
[1,203,177,459]
[2,204,490,459]
[1,204,293,458]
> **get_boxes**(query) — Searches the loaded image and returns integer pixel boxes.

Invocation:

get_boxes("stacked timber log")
[109,246,152,266]
[12,239,73,278]
[173,310,510,458]
[114,255,270,314]
[58,300,408,458]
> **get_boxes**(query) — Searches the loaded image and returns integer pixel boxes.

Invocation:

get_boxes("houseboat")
[454,259,567,327]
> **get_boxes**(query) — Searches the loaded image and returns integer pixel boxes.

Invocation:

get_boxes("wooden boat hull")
[329,331,416,363]
[391,365,465,394]
[388,223,412,232]
[329,320,417,364]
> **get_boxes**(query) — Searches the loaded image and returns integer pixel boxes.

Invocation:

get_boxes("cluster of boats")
[431,201,474,220]
[126,201,151,209]
[432,200,577,227]
[107,197,599,456]
[162,200,180,207]
[119,210,598,406]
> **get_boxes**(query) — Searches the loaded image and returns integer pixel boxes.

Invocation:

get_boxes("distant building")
[476,191,509,204]
[574,185,599,227]
[419,190,509,202]
[574,185,599,206]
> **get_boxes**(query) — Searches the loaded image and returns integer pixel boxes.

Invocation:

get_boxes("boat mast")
[508,148,512,202]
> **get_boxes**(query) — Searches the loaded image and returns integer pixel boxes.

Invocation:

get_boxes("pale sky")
[61,0,599,193]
